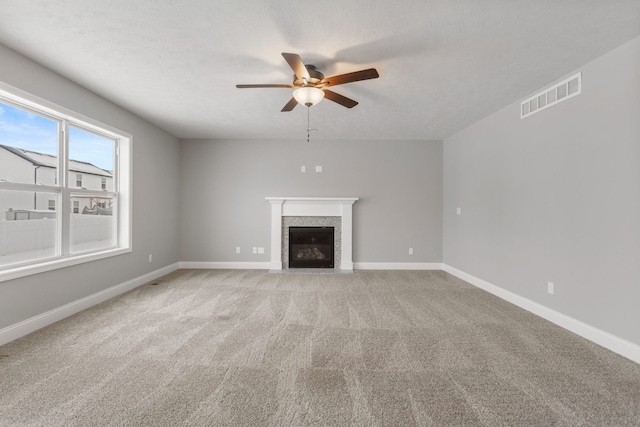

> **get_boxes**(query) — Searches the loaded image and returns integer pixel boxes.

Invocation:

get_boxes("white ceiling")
[0,0,639,141]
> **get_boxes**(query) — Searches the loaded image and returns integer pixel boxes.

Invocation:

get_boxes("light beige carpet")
[1,269,639,426]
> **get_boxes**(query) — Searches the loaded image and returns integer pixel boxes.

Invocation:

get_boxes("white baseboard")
[442,264,640,365]
[180,261,443,271]
[179,261,271,270]
[0,262,180,347]
[354,262,444,270]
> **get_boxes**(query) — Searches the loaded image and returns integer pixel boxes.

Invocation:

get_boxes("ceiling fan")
[236,52,379,111]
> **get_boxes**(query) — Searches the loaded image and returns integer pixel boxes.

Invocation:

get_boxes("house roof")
[0,1,639,140]
[0,144,112,177]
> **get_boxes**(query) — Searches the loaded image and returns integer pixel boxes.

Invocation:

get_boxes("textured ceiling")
[0,0,639,141]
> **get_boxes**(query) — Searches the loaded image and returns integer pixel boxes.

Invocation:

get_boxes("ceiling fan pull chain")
[307,106,310,143]
[305,106,318,142]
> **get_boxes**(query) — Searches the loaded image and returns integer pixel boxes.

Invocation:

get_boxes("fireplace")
[266,197,358,271]
[289,227,334,268]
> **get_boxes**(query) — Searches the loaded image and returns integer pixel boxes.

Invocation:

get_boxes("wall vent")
[521,72,581,118]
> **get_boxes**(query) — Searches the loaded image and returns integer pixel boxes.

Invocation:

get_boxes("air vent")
[521,72,581,118]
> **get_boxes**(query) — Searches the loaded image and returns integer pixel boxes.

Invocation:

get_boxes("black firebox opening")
[288,226,334,268]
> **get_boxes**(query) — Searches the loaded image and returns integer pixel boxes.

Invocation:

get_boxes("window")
[0,83,132,282]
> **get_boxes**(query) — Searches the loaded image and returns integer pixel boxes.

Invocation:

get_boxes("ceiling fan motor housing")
[294,65,324,86]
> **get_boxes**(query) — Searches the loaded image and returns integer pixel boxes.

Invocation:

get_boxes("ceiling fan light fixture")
[293,87,324,106]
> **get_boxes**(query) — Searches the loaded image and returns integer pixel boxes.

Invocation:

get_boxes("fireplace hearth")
[289,227,334,268]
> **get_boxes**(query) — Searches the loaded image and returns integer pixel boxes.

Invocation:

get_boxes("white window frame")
[0,81,132,283]
[48,199,56,211]
[73,200,79,214]
[101,177,107,190]
[76,173,83,188]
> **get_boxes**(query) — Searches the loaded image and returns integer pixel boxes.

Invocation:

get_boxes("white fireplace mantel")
[266,197,358,271]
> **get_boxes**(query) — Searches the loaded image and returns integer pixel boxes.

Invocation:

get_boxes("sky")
[0,101,114,171]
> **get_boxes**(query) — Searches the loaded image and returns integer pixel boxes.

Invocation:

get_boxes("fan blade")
[281,97,298,112]
[236,84,294,88]
[321,68,379,87]
[282,52,311,81]
[323,89,358,108]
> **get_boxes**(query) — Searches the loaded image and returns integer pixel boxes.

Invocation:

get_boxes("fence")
[0,215,114,256]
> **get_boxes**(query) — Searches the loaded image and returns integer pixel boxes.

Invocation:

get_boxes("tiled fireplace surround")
[266,197,358,271]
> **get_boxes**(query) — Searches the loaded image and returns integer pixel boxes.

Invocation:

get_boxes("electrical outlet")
[258,247,264,254]
[315,165,322,173]
[236,247,241,254]
[548,282,554,295]
[301,165,306,173]
[457,207,461,215]
[253,247,257,254]
[408,248,413,255]
[148,254,152,263]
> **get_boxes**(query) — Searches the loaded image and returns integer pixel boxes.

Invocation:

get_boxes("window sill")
[0,247,132,283]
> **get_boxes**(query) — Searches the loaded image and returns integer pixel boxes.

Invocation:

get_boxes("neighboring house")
[0,144,113,218]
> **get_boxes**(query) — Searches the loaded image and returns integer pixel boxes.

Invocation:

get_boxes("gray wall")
[443,35,640,346]
[179,138,443,264]
[0,44,181,330]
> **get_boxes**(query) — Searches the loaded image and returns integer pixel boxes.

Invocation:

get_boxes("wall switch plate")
[236,247,241,254]
[457,207,462,215]
[548,282,554,295]
[148,254,152,263]
[301,166,306,173]
[258,247,264,254]
[253,247,257,254]
[409,248,413,255]
[315,165,322,173]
